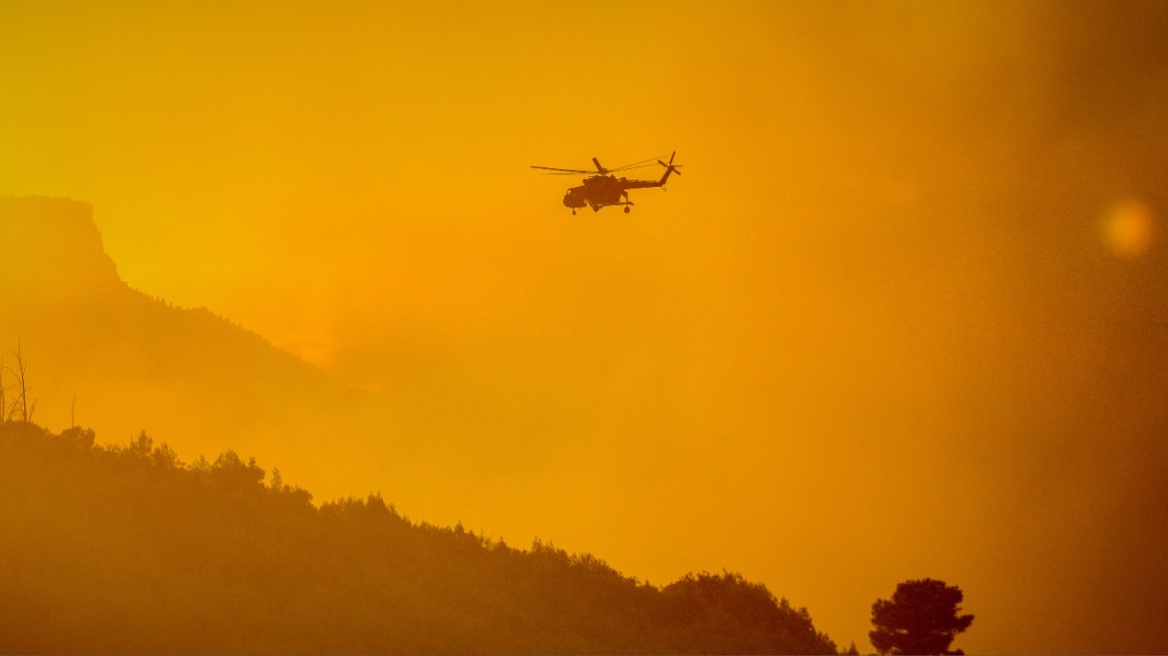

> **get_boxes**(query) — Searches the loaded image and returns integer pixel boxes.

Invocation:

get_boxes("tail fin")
[657,151,681,185]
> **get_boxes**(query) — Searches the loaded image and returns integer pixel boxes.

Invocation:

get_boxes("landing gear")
[620,191,633,214]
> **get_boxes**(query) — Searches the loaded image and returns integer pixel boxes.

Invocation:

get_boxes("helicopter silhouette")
[532,152,682,214]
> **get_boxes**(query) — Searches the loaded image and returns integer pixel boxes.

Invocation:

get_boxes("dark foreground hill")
[0,421,837,654]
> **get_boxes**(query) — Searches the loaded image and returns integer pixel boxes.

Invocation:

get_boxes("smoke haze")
[3,2,1167,651]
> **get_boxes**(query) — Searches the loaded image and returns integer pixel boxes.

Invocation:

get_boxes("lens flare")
[1103,197,1157,259]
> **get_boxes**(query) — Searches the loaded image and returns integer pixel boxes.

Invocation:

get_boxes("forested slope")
[0,421,836,654]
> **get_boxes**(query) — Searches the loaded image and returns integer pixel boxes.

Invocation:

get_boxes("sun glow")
[1103,197,1157,259]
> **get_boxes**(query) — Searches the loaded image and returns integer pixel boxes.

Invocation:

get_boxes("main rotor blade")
[531,165,593,174]
[607,163,659,173]
[532,154,673,175]
[608,155,668,172]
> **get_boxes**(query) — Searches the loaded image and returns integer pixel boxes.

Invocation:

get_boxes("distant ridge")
[0,196,121,300]
[1,195,285,350]
[0,196,368,493]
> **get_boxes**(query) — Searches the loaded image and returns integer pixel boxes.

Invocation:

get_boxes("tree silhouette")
[0,354,6,423]
[5,340,34,423]
[870,578,973,655]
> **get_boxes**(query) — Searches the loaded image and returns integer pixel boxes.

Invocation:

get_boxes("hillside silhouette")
[0,196,837,652]
[0,420,837,654]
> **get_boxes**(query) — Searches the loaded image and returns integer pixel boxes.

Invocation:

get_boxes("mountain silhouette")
[0,420,838,654]
[0,196,372,491]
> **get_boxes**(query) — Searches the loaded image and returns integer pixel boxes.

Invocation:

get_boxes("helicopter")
[531,152,682,214]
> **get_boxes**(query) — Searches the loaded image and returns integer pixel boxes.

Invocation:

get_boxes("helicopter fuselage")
[563,175,624,210]
[533,152,681,214]
[563,168,676,212]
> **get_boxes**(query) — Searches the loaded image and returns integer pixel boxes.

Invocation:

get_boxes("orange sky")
[3,1,1168,652]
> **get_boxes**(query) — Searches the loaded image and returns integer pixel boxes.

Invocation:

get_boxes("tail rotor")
[656,151,682,188]
[657,151,682,175]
